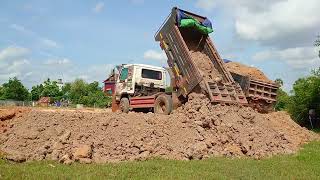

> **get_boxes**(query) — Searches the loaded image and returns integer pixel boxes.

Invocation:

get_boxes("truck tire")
[120,97,130,113]
[154,95,173,115]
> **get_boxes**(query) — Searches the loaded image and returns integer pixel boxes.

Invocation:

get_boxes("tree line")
[0,77,111,108]
[275,68,320,126]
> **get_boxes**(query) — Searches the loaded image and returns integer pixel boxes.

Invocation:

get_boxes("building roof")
[103,73,116,83]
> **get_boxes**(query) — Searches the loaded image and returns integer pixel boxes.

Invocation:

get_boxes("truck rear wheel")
[154,95,173,115]
[120,97,130,113]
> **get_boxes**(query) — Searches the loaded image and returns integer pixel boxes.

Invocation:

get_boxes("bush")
[274,88,291,111]
[68,79,110,108]
[286,69,320,125]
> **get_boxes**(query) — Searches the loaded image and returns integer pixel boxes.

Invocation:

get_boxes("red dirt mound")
[0,108,29,133]
[0,96,317,164]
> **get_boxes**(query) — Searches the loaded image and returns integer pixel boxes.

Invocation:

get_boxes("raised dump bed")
[231,72,279,112]
[155,7,247,104]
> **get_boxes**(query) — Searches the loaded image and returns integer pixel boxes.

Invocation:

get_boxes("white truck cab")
[113,64,172,114]
[112,64,173,114]
[115,64,167,100]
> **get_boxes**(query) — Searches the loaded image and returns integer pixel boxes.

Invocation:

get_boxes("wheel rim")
[158,101,166,113]
[120,100,126,111]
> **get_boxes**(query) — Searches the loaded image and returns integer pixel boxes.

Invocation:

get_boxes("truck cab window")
[142,69,162,80]
[120,68,128,81]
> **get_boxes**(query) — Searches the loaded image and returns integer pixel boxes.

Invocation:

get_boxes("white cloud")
[44,58,71,66]
[41,38,60,48]
[93,2,105,13]
[7,59,30,72]
[234,0,320,47]
[0,72,20,80]
[10,24,61,49]
[143,50,166,62]
[253,47,319,69]
[0,46,30,61]
[0,45,31,82]
[195,0,217,12]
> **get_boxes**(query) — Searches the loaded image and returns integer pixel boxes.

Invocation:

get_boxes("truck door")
[116,66,134,95]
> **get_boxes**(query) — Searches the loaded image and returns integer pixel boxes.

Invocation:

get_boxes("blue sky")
[0,0,319,91]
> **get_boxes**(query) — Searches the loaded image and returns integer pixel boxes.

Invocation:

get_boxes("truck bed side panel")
[159,15,203,97]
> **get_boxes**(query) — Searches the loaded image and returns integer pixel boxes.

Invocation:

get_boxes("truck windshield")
[120,68,128,81]
[142,69,162,80]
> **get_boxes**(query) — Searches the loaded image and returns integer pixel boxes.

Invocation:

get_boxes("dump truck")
[155,7,248,106]
[224,61,279,113]
[112,7,249,114]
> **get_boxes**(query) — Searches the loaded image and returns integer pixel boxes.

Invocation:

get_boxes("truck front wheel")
[120,97,130,113]
[154,95,173,115]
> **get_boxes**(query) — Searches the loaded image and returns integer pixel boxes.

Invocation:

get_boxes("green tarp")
[180,18,214,35]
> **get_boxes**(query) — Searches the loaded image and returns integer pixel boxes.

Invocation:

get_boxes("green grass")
[312,128,320,133]
[1,142,320,180]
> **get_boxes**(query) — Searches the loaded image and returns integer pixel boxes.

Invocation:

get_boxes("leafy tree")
[315,35,320,58]
[1,77,29,101]
[69,79,87,104]
[274,78,291,111]
[41,79,60,98]
[31,84,44,101]
[287,69,320,125]
[274,88,291,111]
[0,86,3,100]
[87,81,101,92]
[61,82,71,99]
[68,79,110,107]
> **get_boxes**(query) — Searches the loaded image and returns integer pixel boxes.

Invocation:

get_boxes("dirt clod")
[5,152,26,163]
[73,145,92,159]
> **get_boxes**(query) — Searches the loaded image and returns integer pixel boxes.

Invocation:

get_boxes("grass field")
[1,142,320,179]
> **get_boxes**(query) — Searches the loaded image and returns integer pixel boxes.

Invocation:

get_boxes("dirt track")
[0,94,318,164]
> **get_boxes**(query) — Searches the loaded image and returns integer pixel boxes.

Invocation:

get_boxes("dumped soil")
[0,95,318,164]
[0,108,29,133]
[0,109,19,122]
[190,51,223,82]
[225,62,273,83]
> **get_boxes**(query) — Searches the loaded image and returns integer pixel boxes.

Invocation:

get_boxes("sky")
[0,0,319,91]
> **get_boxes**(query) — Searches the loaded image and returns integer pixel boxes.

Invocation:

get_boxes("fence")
[0,100,35,107]
[0,100,109,109]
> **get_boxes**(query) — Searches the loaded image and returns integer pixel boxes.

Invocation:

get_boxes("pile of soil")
[0,96,317,164]
[0,109,16,122]
[0,108,29,133]
[225,62,273,83]
[190,51,223,82]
